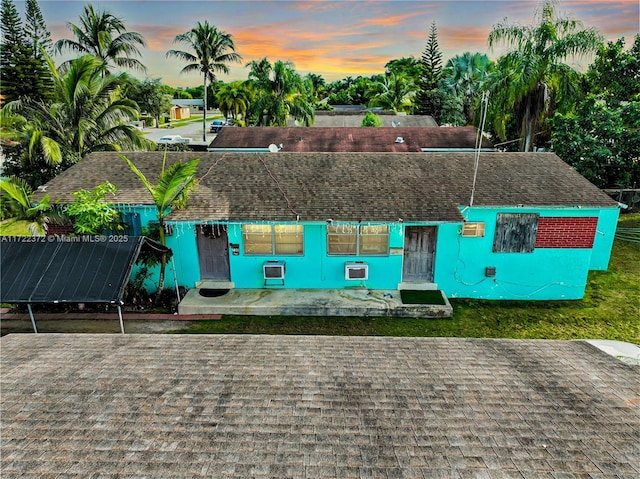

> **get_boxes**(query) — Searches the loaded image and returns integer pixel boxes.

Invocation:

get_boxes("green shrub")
[362,111,382,127]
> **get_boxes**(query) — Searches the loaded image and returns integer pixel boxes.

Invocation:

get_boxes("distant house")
[170,105,190,120]
[39,151,619,300]
[170,99,207,120]
[171,99,204,109]
[208,127,494,152]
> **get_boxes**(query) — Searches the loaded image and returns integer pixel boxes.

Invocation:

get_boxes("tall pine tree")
[25,0,52,55]
[0,0,52,103]
[24,0,54,102]
[415,21,444,121]
[1,0,29,102]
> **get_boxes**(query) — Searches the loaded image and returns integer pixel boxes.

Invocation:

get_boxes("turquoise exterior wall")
[434,206,619,300]
[589,208,619,270]
[118,205,165,291]
[120,204,619,300]
[163,222,200,288]
[224,222,404,289]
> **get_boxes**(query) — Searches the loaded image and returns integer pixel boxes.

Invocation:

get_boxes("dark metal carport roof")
[0,236,169,333]
[0,236,167,304]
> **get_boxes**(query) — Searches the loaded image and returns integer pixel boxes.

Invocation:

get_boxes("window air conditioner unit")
[263,260,286,280]
[345,261,368,280]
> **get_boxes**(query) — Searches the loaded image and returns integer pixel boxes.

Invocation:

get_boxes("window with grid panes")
[243,224,303,255]
[461,222,485,237]
[274,225,304,254]
[359,225,389,254]
[327,224,388,255]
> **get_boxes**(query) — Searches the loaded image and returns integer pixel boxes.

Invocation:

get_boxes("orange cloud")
[49,24,69,43]
[562,0,637,6]
[440,25,489,45]
[289,1,345,13]
[134,25,186,52]
[229,19,398,72]
[362,11,420,27]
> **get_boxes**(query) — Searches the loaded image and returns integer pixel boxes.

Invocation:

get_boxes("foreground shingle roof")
[210,127,493,152]
[1,335,638,478]
[40,151,616,222]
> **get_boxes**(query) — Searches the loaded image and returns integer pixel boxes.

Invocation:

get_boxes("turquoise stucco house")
[41,151,619,301]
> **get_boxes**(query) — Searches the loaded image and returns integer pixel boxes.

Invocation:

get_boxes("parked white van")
[157,135,190,145]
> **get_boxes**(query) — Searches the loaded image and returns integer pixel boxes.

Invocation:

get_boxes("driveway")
[142,116,219,143]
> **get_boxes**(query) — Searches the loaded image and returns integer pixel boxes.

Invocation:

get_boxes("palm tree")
[343,76,356,88]
[246,58,314,126]
[0,110,62,188]
[486,0,602,151]
[304,73,327,101]
[216,81,251,122]
[54,3,146,74]
[385,57,421,84]
[442,52,494,124]
[167,22,241,141]
[4,54,148,166]
[120,153,200,298]
[0,176,51,236]
[367,72,415,113]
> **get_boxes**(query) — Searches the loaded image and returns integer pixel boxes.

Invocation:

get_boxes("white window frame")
[461,222,486,237]
[327,224,389,256]
[243,224,304,256]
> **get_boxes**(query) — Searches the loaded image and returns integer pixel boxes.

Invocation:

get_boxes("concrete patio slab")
[178,288,453,318]
[1,335,638,478]
[586,339,640,366]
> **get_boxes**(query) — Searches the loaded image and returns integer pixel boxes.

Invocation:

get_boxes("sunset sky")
[23,0,640,86]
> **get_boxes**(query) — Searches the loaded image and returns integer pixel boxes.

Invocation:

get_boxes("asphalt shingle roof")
[39,151,616,222]
[210,127,493,152]
[1,335,638,478]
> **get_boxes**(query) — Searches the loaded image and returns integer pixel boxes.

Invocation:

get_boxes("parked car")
[157,135,190,145]
[210,120,228,133]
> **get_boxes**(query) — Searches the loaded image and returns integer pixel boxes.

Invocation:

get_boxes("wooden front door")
[402,226,437,282]
[196,225,230,281]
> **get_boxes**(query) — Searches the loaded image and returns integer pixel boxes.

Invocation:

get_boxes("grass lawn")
[0,219,30,235]
[157,112,224,129]
[181,213,639,343]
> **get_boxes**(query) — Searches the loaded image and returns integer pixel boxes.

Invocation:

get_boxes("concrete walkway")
[586,339,640,366]
[178,288,453,318]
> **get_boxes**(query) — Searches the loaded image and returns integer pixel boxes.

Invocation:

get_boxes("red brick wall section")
[535,217,598,249]
[46,224,75,236]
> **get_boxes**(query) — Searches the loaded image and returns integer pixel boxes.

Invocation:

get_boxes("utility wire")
[198,153,228,181]
[469,91,489,207]
[615,227,640,243]
[257,154,300,219]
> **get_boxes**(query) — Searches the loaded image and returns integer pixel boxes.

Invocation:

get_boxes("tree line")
[1,0,639,193]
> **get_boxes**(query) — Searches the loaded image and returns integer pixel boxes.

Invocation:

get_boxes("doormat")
[198,289,230,298]
[400,290,446,305]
